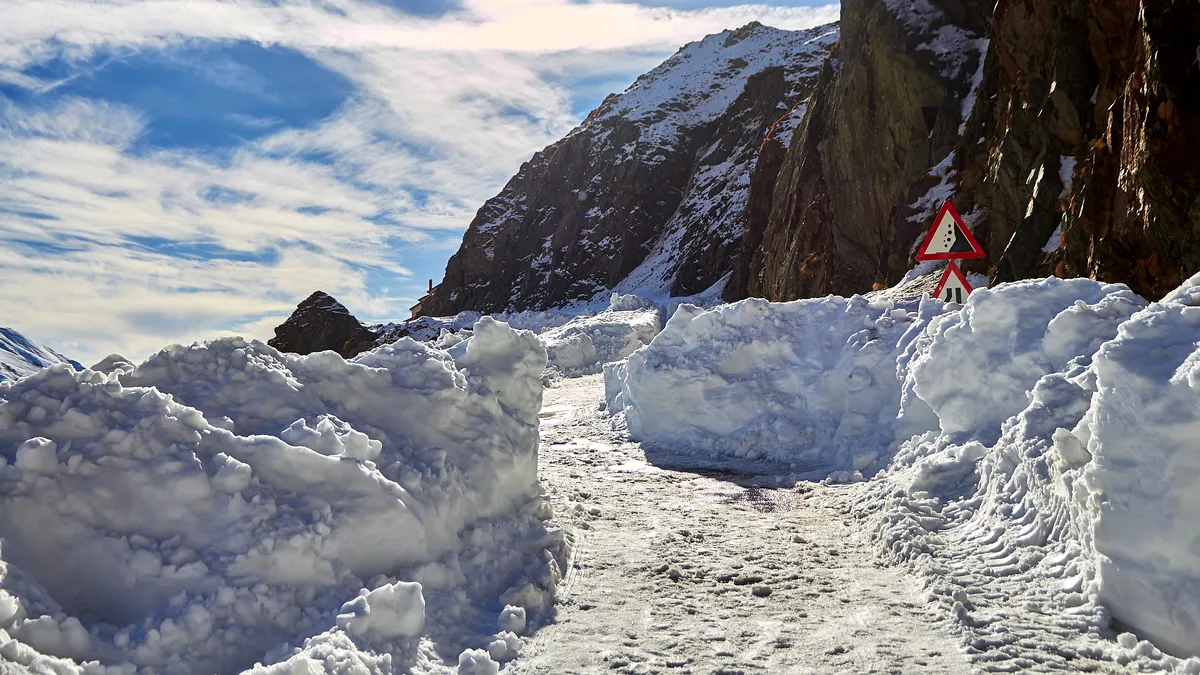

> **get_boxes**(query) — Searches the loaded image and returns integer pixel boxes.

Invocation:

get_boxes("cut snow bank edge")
[0,318,566,674]
[606,276,1200,658]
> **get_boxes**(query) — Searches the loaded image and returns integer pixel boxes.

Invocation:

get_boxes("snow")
[907,151,957,223]
[0,319,569,673]
[11,262,1200,671]
[584,25,837,156]
[958,38,990,134]
[772,101,808,149]
[382,294,667,377]
[336,582,426,640]
[603,273,1200,666]
[1059,155,1078,197]
[1081,278,1200,655]
[0,327,82,383]
[606,295,930,473]
[1042,223,1064,253]
[539,297,661,376]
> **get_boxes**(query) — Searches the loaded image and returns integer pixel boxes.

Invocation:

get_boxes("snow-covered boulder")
[0,318,553,673]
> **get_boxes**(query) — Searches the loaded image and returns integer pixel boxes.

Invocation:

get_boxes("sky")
[0,0,838,365]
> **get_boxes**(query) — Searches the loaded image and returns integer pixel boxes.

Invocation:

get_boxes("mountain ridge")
[419,21,838,316]
[422,0,1200,313]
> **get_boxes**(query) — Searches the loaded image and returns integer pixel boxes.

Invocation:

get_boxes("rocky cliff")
[418,0,1199,317]
[420,22,838,316]
[732,0,1200,302]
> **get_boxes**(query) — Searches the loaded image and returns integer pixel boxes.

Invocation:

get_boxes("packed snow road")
[513,374,969,674]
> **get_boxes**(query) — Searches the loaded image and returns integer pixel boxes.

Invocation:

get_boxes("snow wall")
[0,318,558,673]
[400,293,662,377]
[605,276,1200,657]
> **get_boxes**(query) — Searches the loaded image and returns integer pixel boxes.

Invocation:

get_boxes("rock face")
[732,0,1200,302]
[730,0,991,299]
[422,2,1199,315]
[420,22,838,316]
[268,291,378,358]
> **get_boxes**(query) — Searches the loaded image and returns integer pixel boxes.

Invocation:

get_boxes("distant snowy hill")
[422,21,838,316]
[0,327,82,382]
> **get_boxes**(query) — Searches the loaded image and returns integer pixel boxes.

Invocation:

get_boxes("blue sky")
[0,0,837,364]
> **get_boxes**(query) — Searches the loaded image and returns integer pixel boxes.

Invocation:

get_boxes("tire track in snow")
[514,374,970,674]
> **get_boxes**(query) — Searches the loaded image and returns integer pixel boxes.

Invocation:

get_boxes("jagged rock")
[990,0,1200,299]
[425,2,1200,311]
[732,0,990,300]
[421,22,837,316]
[733,0,1200,303]
[268,291,378,359]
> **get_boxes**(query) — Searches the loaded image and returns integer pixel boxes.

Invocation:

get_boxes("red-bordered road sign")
[933,260,973,304]
[916,200,985,261]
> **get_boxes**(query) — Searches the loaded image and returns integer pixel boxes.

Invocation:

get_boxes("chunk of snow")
[457,648,500,675]
[336,581,425,639]
[14,437,56,475]
[498,605,527,635]
[0,318,551,673]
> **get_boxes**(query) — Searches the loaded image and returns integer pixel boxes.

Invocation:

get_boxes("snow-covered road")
[514,374,969,674]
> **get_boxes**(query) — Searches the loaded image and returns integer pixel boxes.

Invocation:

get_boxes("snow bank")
[907,278,1143,438]
[605,294,932,471]
[541,296,661,376]
[606,276,1200,659]
[0,318,564,673]
[607,278,1141,472]
[391,294,664,377]
[1075,278,1200,655]
[868,276,1200,662]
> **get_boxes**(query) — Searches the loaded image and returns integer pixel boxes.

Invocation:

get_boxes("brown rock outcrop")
[420,22,837,316]
[268,291,378,359]
[733,0,1200,303]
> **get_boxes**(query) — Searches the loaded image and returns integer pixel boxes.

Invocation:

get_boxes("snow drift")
[386,294,663,377]
[540,295,661,376]
[605,295,926,471]
[0,318,564,673]
[606,275,1200,659]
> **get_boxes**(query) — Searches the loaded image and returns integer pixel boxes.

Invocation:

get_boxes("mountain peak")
[421,22,839,317]
[269,291,378,358]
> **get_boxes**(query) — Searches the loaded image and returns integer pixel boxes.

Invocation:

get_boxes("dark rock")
[732,0,1200,303]
[732,0,991,300]
[268,291,378,359]
[420,23,837,316]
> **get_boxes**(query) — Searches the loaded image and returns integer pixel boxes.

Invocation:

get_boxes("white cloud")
[0,0,838,364]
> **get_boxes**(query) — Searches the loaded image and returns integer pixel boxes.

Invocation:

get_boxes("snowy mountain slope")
[0,327,82,382]
[422,22,838,316]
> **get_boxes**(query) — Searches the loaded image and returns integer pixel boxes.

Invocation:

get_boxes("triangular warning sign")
[916,200,985,260]
[933,260,973,304]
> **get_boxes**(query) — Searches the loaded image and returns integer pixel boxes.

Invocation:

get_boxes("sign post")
[915,200,984,302]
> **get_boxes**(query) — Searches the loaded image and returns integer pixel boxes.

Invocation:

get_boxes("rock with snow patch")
[422,22,838,315]
[268,290,379,358]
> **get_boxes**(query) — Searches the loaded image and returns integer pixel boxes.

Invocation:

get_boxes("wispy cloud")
[0,0,838,364]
